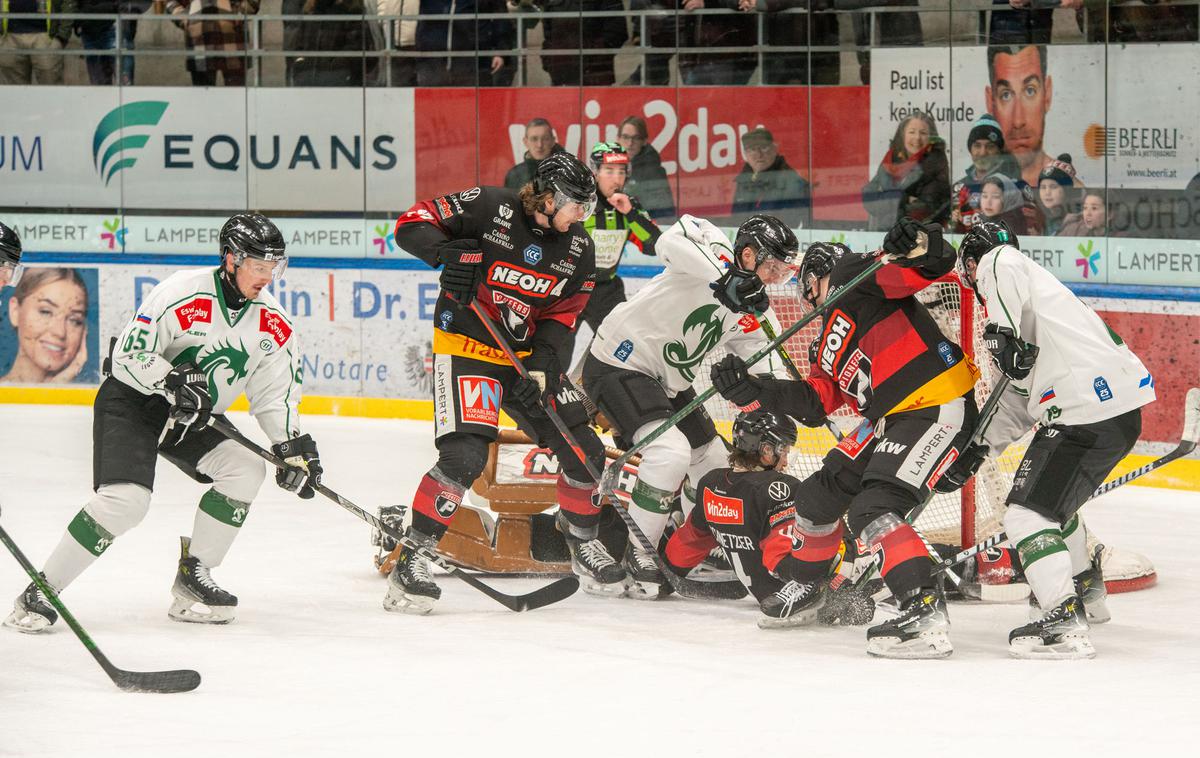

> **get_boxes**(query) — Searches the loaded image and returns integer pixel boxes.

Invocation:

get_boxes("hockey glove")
[272,433,322,499]
[437,239,484,307]
[933,442,987,494]
[710,354,764,410]
[711,267,769,315]
[983,324,1039,380]
[883,218,945,269]
[164,363,212,434]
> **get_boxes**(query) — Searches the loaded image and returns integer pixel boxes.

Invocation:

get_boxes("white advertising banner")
[870,44,1200,191]
[0,87,416,212]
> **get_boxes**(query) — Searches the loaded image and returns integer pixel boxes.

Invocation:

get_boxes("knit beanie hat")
[1039,154,1078,188]
[967,114,1005,151]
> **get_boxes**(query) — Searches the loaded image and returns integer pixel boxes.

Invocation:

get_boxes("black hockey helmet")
[734,214,799,268]
[958,219,1017,289]
[798,241,847,306]
[0,221,24,289]
[588,141,629,173]
[219,213,287,279]
[732,410,798,458]
[534,153,598,218]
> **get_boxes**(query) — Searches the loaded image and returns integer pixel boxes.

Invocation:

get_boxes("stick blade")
[1183,387,1200,447]
[110,667,201,694]
[512,576,580,612]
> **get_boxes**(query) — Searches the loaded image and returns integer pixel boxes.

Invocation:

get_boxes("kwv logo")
[92,101,169,186]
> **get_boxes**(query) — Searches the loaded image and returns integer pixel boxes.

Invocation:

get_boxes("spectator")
[731,127,811,229]
[950,113,1023,233]
[415,0,515,87]
[861,113,950,231]
[626,0,674,85]
[753,0,839,85]
[165,0,260,86]
[978,173,1043,235]
[293,0,370,86]
[617,115,676,221]
[0,0,76,85]
[538,0,626,86]
[677,0,756,85]
[367,0,420,85]
[76,0,120,85]
[848,0,921,85]
[1058,189,1109,237]
[1037,154,1078,237]
[283,0,305,85]
[985,0,1054,46]
[504,118,564,190]
[1075,0,1198,43]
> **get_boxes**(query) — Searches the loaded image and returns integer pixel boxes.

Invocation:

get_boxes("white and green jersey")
[975,244,1155,456]
[589,214,786,396]
[112,267,302,444]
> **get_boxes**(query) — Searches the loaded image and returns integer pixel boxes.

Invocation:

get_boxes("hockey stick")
[0,510,201,693]
[465,301,745,600]
[757,318,843,441]
[599,257,889,508]
[930,385,1200,578]
[208,418,579,612]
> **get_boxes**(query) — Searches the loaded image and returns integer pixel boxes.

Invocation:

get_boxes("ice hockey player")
[940,219,1155,659]
[558,142,662,363]
[709,218,981,658]
[663,409,875,628]
[0,221,23,289]
[582,213,795,599]
[4,214,316,632]
[390,153,620,608]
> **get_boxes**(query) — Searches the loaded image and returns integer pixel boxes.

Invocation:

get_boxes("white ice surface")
[0,405,1197,758]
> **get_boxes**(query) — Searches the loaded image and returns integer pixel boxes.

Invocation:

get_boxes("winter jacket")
[165,0,260,75]
[626,143,675,221]
[503,143,566,190]
[761,0,840,85]
[677,0,756,83]
[1,0,78,43]
[415,0,515,85]
[731,154,812,229]
[977,173,1044,236]
[862,139,951,231]
[539,0,627,86]
[1056,213,1109,238]
[950,152,1022,233]
[293,0,370,86]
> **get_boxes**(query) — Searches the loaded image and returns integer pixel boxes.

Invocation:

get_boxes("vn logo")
[92,101,169,186]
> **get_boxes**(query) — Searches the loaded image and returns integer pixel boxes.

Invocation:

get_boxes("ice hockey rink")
[1,404,1196,757]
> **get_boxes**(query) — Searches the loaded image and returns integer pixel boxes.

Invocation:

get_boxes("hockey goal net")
[696,273,1028,550]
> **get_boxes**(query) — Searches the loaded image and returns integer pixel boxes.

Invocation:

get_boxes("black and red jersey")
[665,467,806,602]
[394,185,596,363]
[760,251,979,423]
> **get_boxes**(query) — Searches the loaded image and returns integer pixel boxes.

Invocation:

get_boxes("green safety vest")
[1,0,56,36]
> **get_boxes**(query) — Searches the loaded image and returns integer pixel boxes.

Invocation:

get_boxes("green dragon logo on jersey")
[176,340,251,401]
[662,304,726,383]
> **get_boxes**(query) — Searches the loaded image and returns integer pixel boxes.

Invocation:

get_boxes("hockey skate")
[556,512,627,597]
[1010,595,1095,659]
[1027,546,1111,624]
[622,541,669,600]
[866,589,952,659]
[169,537,237,624]
[758,580,825,629]
[383,531,441,615]
[3,574,59,634]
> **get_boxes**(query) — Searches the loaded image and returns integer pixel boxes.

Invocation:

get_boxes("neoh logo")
[488,262,562,298]
[259,309,293,346]
[820,311,855,375]
[174,297,213,330]
[458,376,502,427]
[703,489,745,525]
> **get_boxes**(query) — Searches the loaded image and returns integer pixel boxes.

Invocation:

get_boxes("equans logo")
[703,489,744,525]
[92,101,169,186]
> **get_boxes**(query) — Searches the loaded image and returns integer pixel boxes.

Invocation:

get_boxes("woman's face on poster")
[8,277,87,374]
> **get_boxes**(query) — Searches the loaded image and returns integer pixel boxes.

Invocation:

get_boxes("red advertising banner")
[414,86,870,223]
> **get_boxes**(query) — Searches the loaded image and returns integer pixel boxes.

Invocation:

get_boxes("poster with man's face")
[0,267,101,386]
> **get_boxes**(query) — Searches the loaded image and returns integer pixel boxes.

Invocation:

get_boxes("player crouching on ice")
[5,214,318,632]
[582,214,795,599]
[663,410,875,628]
[389,154,620,610]
[709,218,981,658]
[939,220,1155,659]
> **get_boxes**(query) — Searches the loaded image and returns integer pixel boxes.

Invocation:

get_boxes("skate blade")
[382,589,435,616]
[168,598,235,624]
[1084,600,1111,624]
[757,609,820,630]
[866,630,953,659]
[622,579,668,601]
[1009,635,1096,660]
[580,576,631,598]
[2,610,53,634]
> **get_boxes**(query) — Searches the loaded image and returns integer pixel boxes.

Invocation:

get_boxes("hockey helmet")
[732,410,798,459]
[534,153,598,219]
[734,215,799,268]
[588,141,629,173]
[0,221,24,289]
[798,241,847,307]
[958,219,1017,289]
[219,213,287,280]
